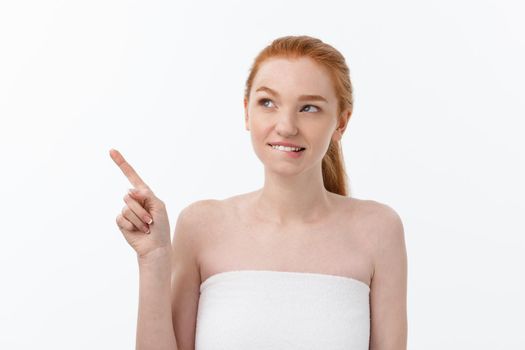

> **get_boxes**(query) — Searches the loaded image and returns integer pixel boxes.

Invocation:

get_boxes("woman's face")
[244,56,349,174]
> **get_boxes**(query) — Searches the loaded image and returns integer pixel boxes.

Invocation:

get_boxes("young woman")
[111,35,408,350]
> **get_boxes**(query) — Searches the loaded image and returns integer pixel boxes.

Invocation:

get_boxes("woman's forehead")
[253,57,336,99]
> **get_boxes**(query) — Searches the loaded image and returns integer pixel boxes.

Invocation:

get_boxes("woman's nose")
[274,109,299,135]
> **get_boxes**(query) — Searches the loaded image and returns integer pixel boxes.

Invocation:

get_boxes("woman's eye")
[301,105,320,113]
[258,98,274,108]
[257,98,320,113]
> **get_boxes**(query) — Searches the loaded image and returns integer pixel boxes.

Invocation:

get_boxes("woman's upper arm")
[170,201,208,350]
[369,204,408,350]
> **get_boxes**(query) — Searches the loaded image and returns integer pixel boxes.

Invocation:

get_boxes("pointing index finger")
[109,148,150,189]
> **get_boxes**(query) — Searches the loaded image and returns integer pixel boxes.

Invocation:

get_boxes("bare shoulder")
[365,199,405,245]
[347,196,400,218]
[176,194,245,243]
[171,198,224,260]
[346,197,405,262]
[178,198,224,230]
[348,197,404,233]
[355,198,407,286]
[182,198,223,216]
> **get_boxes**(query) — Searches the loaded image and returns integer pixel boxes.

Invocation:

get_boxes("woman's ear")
[332,109,352,142]
[338,109,352,134]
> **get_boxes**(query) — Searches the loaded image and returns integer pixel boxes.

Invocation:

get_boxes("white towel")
[195,270,370,350]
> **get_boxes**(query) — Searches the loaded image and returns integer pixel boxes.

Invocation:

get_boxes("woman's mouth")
[267,144,306,158]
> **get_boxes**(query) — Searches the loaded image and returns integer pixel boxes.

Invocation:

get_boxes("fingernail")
[145,216,153,224]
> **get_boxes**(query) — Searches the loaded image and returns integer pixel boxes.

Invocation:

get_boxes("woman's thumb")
[128,187,159,210]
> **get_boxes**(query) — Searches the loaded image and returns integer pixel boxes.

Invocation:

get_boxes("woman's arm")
[109,149,178,349]
[136,247,178,350]
[369,204,408,350]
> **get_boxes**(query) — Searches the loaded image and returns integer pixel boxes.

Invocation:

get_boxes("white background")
[1,0,524,348]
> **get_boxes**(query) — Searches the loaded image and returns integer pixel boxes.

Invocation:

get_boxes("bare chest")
[197,198,376,288]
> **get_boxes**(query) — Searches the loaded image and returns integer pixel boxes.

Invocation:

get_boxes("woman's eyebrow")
[255,86,328,103]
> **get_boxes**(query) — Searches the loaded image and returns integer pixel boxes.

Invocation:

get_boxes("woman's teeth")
[269,144,305,152]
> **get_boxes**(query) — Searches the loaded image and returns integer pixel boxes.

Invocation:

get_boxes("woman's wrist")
[137,245,172,266]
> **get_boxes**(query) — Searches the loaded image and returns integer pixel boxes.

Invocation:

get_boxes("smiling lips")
[268,144,305,159]
[268,144,306,155]
[268,141,305,148]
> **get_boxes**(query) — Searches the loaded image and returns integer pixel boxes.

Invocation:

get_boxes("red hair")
[244,35,354,196]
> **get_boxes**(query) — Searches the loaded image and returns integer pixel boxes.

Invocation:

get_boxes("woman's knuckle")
[116,215,126,230]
